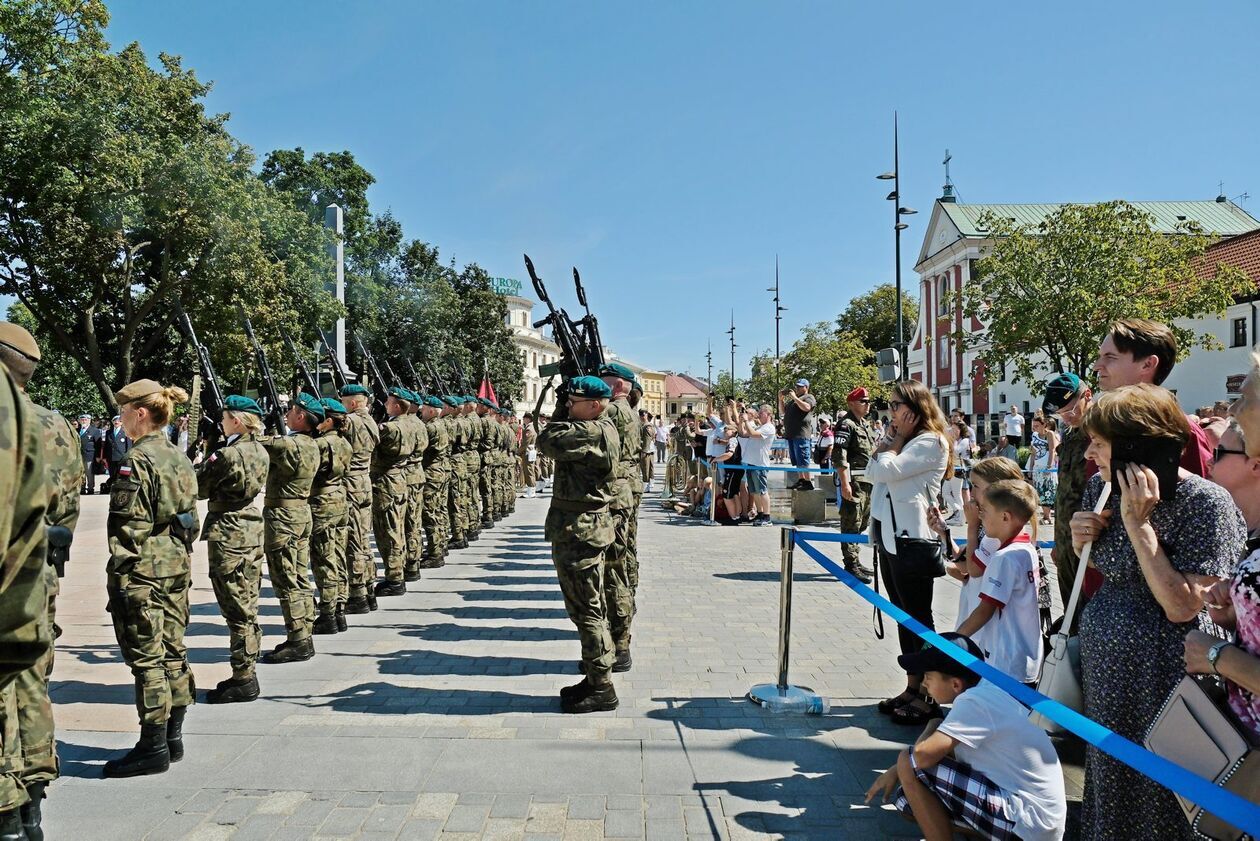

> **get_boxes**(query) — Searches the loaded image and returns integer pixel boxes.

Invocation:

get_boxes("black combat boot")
[166,705,187,762]
[103,722,170,778]
[480,518,493,530]
[0,807,26,841]
[559,678,589,700]
[375,579,406,597]
[418,554,441,569]
[449,537,468,550]
[404,566,422,582]
[19,781,45,841]
[335,606,348,632]
[344,595,370,615]
[844,560,873,584]
[261,637,315,664]
[612,650,633,673]
[366,592,379,611]
[312,610,339,635]
[205,674,259,704]
[562,682,619,714]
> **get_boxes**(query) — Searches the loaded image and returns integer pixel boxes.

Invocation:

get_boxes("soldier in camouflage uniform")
[259,393,323,664]
[443,397,470,550]
[539,376,621,714]
[103,379,200,778]
[372,388,414,596]
[0,326,63,840]
[420,396,451,567]
[597,363,642,672]
[0,358,51,838]
[402,392,429,582]
[520,412,539,497]
[834,387,876,583]
[1041,372,1094,608]
[339,385,379,614]
[310,398,353,634]
[196,396,269,705]
[504,412,520,513]
[460,398,483,539]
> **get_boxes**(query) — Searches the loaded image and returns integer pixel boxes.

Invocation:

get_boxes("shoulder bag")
[885,486,946,579]
[1030,482,1110,733]
[1146,674,1260,840]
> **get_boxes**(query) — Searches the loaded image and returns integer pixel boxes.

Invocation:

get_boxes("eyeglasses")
[856,399,871,404]
[888,400,905,410]
[1214,444,1249,462]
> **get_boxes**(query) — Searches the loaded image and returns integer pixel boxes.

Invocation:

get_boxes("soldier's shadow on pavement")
[711,570,833,583]
[462,575,558,587]
[479,561,554,573]
[55,643,232,667]
[328,649,577,678]
[190,600,284,618]
[270,682,554,716]
[49,678,135,705]
[421,605,571,621]
[388,622,573,643]
[456,589,561,602]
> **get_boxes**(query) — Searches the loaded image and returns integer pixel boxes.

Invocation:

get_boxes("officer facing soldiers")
[196,395,269,704]
[597,362,642,673]
[835,386,876,583]
[0,358,51,839]
[419,395,451,568]
[310,398,353,634]
[259,393,323,664]
[102,380,200,778]
[372,388,414,596]
[339,384,379,614]
[0,323,80,840]
[520,412,539,497]
[402,390,429,582]
[539,376,621,714]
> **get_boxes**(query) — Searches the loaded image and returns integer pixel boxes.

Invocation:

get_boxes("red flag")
[478,376,498,406]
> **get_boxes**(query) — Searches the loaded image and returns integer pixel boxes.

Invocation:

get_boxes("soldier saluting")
[835,386,876,583]
[539,376,622,714]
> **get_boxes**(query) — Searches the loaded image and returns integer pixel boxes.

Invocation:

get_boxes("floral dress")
[1028,431,1057,506]
[1228,541,1260,739]
[1079,474,1245,840]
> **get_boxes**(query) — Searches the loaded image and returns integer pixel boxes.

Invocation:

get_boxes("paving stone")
[491,794,534,819]
[339,791,381,808]
[144,812,209,840]
[442,804,490,833]
[646,820,688,841]
[316,806,369,837]
[606,795,644,812]
[398,818,444,840]
[567,794,606,820]
[363,804,410,834]
[605,809,646,839]
[210,797,259,826]
[229,814,288,841]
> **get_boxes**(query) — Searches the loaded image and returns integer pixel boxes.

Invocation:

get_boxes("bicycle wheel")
[666,455,688,494]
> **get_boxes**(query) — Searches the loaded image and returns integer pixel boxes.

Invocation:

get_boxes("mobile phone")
[1111,436,1182,501]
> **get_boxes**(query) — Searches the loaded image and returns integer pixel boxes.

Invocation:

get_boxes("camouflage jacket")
[406,413,428,486]
[344,408,379,476]
[107,430,199,578]
[26,397,83,564]
[196,433,267,547]
[538,414,620,513]
[1054,426,1091,566]
[310,429,352,524]
[0,365,50,687]
[370,415,411,480]
[602,398,640,510]
[262,431,320,503]
[423,416,451,478]
[835,416,876,474]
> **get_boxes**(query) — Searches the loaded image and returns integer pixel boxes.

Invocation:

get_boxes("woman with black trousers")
[866,379,951,725]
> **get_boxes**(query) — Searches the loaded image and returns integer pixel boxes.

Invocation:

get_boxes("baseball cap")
[795,378,810,387]
[1041,372,1084,414]
[896,632,985,682]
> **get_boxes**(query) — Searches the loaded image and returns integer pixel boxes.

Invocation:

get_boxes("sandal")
[890,694,942,727]
[877,687,917,715]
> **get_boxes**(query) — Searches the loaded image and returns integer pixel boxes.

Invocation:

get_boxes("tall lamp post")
[876,112,917,380]
[767,256,787,417]
[726,310,737,396]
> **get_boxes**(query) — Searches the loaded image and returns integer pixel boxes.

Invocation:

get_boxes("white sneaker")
[525,488,536,498]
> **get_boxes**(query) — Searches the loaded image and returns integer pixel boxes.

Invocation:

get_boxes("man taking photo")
[779,378,818,491]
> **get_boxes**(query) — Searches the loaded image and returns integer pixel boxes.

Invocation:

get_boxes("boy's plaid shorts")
[894,753,1020,840]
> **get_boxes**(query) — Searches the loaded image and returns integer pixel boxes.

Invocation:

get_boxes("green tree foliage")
[950,201,1252,390]
[836,283,919,354]
[711,371,748,403]
[7,301,106,416]
[779,323,883,416]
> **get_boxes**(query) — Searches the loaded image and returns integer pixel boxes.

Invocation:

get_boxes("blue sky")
[100,0,1260,376]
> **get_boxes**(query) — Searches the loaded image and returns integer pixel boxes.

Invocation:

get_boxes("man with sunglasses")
[1041,372,1099,606]
[835,387,876,583]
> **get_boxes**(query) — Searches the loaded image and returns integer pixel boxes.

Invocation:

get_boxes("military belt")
[549,499,610,514]
[264,497,308,509]
[208,499,256,513]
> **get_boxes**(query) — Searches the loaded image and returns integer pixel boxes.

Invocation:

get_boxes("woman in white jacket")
[867,379,951,725]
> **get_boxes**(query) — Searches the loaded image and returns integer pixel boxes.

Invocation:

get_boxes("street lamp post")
[767,256,787,417]
[876,112,917,381]
[726,310,737,396]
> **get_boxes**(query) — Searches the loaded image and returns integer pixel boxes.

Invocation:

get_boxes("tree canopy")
[836,283,919,355]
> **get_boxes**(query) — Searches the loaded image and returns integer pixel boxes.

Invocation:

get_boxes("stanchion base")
[746,683,829,714]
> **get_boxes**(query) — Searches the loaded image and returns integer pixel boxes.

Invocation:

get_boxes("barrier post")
[747,526,828,714]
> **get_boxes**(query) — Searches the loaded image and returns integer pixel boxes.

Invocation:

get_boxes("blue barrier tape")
[801,529,1054,550]
[714,464,835,475]
[792,528,1260,835]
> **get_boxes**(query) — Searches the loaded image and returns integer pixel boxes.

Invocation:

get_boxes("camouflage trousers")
[106,569,195,726]
[546,508,615,686]
[404,474,425,570]
[448,465,469,542]
[264,506,315,642]
[462,456,481,529]
[604,507,636,650]
[0,684,24,810]
[345,473,375,598]
[503,461,516,513]
[208,542,263,679]
[424,472,450,557]
[478,458,494,525]
[372,473,408,584]
[627,495,642,594]
[840,481,872,565]
[310,508,349,610]
[12,566,57,795]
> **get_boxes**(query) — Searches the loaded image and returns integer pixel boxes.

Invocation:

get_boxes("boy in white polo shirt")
[866,632,1066,841]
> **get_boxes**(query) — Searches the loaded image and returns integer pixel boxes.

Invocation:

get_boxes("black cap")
[1041,372,1084,414]
[896,632,985,681]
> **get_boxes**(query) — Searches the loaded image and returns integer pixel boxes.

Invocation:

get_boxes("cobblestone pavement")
[45,487,1062,840]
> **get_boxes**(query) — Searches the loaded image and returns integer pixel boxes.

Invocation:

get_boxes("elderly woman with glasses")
[1069,383,1245,840]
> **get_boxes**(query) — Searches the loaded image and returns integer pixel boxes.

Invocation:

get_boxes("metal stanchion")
[747,526,828,714]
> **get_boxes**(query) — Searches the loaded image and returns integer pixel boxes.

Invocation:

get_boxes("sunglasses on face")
[1214,444,1248,462]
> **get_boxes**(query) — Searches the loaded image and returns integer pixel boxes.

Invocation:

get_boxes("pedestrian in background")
[77,413,103,494]
[779,378,818,490]
[654,417,669,463]
[103,415,131,491]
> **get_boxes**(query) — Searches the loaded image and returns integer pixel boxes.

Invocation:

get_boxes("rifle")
[423,357,449,395]
[404,360,426,394]
[524,254,588,379]
[448,355,473,395]
[572,267,606,372]
[280,326,321,399]
[172,298,226,453]
[319,329,350,392]
[237,305,288,436]
[352,331,390,421]
[382,360,403,393]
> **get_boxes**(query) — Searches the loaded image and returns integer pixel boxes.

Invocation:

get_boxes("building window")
[1232,317,1248,348]
[938,336,950,368]
[531,352,537,368]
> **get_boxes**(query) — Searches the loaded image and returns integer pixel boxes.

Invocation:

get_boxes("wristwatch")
[1207,640,1234,674]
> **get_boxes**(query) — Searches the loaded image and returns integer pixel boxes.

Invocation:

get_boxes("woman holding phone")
[1069,383,1244,840]
[867,380,951,725]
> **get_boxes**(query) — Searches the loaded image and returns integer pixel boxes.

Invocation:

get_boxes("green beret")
[423,395,443,408]
[567,375,612,399]
[388,386,413,403]
[339,384,370,398]
[630,379,643,393]
[321,397,348,415]
[440,395,459,406]
[296,392,326,420]
[224,394,264,417]
[463,395,476,403]
[598,362,636,382]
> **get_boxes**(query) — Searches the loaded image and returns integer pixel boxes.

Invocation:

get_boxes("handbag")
[1030,482,1111,733]
[1146,674,1260,840]
[885,489,946,578]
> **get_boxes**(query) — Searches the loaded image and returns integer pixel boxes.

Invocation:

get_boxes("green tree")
[6,301,106,416]
[712,371,748,402]
[836,283,919,353]
[950,201,1252,390]
[780,323,883,416]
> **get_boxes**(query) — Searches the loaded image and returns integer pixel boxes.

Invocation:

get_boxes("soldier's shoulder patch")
[207,452,219,464]
[837,428,852,445]
[118,464,133,478]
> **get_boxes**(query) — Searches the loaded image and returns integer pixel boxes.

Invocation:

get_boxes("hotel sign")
[491,277,522,296]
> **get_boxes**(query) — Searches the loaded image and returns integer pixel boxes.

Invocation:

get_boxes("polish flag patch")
[118,466,132,477]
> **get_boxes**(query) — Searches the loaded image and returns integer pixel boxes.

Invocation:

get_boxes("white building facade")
[907,199,1260,440]
[503,292,561,418]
